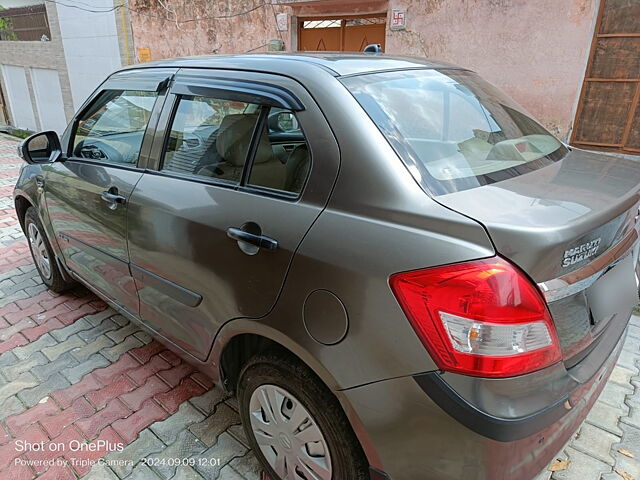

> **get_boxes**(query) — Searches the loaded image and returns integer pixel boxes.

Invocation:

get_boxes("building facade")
[0,0,637,154]
[128,0,639,153]
[0,0,134,134]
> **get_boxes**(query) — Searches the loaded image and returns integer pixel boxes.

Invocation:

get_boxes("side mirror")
[18,131,63,165]
[268,111,299,133]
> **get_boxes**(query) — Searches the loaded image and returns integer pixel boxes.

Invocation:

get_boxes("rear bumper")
[344,326,625,480]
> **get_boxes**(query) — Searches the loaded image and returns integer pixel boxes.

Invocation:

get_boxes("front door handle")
[227,227,278,252]
[101,189,126,210]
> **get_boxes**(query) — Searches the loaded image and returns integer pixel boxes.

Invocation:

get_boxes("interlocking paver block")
[0,395,26,420]
[106,323,139,343]
[121,376,170,411]
[3,351,47,381]
[31,351,79,382]
[112,398,167,443]
[572,423,620,465]
[81,463,119,480]
[230,452,263,480]
[50,317,91,342]
[192,432,247,479]
[75,398,130,440]
[551,446,612,480]
[106,429,165,478]
[0,372,38,405]
[78,317,118,343]
[86,375,135,409]
[18,372,71,407]
[189,387,228,415]
[129,463,163,480]
[71,334,114,361]
[101,335,143,362]
[83,308,116,327]
[151,401,205,445]
[12,332,57,360]
[189,403,241,447]
[148,430,207,479]
[42,334,85,361]
[586,400,627,436]
[63,354,110,384]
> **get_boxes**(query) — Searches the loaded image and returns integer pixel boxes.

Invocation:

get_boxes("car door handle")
[226,227,278,251]
[101,190,126,208]
[35,174,45,188]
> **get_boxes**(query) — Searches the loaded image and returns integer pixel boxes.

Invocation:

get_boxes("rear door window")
[247,108,311,195]
[162,95,260,184]
[342,69,568,195]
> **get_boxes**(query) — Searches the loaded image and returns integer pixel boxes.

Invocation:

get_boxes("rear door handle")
[226,227,278,251]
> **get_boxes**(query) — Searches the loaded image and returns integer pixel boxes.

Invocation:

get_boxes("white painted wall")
[55,0,122,110]
[1,65,37,131]
[30,68,67,135]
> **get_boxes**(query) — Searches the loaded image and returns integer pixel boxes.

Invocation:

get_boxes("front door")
[126,69,339,360]
[44,73,170,315]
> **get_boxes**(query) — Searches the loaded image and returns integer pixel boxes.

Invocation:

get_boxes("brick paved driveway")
[0,134,639,480]
[0,135,261,479]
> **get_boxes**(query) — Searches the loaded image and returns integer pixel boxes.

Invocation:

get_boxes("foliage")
[8,128,33,139]
[0,6,17,41]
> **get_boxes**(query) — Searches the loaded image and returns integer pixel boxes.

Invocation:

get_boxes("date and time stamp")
[13,439,223,470]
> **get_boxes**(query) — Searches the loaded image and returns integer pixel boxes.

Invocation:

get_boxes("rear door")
[126,69,339,360]
[44,69,175,315]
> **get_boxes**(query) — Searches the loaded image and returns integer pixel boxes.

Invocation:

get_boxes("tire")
[24,206,74,293]
[238,353,370,480]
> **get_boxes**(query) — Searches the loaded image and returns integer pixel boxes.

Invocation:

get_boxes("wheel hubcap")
[27,222,51,280]
[249,384,332,480]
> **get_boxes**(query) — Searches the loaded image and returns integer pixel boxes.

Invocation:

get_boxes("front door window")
[72,90,157,165]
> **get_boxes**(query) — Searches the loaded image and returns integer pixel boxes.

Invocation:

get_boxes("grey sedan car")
[13,53,640,480]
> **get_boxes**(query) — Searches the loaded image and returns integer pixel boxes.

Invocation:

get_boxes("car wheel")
[238,353,370,480]
[24,206,74,293]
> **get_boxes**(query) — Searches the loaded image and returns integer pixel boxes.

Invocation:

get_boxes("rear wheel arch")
[219,330,385,473]
[219,332,332,394]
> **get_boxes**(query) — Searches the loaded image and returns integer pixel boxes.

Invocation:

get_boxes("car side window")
[248,108,310,195]
[162,95,260,183]
[72,90,157,165]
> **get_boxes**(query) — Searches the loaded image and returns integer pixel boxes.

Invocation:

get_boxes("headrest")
[216,114,274,166]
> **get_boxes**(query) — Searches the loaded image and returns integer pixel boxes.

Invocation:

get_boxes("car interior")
[163,106,310,193]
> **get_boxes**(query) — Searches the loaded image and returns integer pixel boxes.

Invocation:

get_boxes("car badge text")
[562,238,602,267]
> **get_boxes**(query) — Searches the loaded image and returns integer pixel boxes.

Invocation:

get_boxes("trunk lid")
[435,148,640,362]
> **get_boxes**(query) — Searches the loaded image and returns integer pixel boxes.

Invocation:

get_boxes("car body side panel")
[126,70,340,361]
[208,72,495,388]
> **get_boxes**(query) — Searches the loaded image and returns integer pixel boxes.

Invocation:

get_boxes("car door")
[44,68,175,315]
[126,69,339,361]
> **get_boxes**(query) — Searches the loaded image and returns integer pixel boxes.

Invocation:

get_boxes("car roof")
[120,53,465,77]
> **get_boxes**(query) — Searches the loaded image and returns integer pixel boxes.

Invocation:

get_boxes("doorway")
[298,14,386,52]
[571,0,640,154]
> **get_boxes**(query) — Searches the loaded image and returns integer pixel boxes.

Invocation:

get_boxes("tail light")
[390,256,561,378]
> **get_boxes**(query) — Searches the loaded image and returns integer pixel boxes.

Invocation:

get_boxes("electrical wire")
[42,0,269,23]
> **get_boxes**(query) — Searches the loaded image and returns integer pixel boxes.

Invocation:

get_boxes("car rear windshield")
[341,69,569,195]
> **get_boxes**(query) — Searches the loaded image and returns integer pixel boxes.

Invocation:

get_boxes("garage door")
[30,68,67,135]
[298,15,386,52]
[1,65,37,131]
[572,0,640,154]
